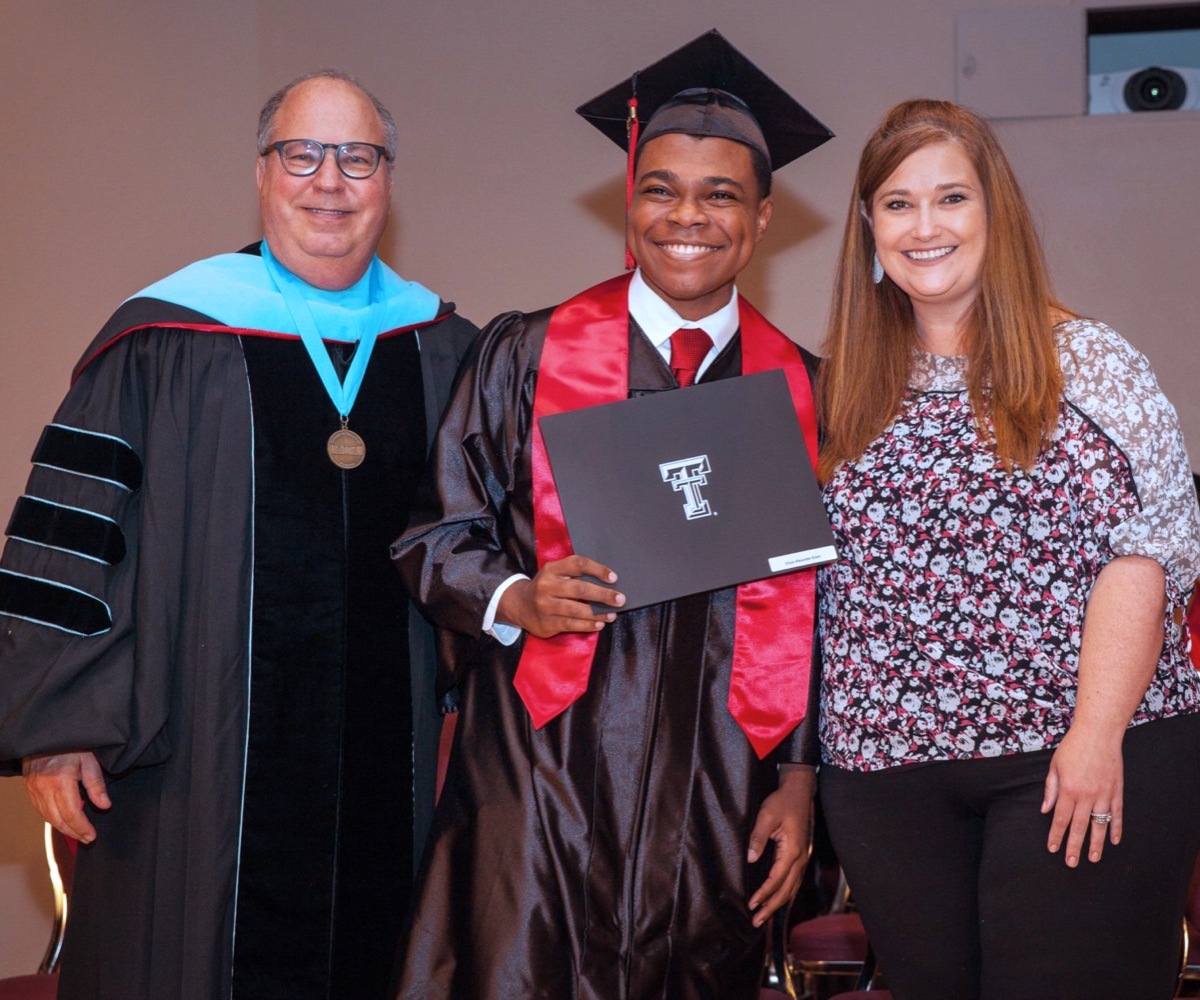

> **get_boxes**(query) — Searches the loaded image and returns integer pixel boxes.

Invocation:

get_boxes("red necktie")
[669,328,714,387]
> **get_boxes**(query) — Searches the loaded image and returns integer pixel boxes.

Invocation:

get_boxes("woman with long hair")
[816,99,1200,999]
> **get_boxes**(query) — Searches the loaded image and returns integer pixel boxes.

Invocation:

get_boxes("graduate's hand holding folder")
[498,553,625,638]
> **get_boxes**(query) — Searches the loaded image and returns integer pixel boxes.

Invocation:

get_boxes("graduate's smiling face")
[627,133,771,322]
[256,77,393,291]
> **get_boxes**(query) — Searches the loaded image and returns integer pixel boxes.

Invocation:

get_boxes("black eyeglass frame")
[266,139,392,179]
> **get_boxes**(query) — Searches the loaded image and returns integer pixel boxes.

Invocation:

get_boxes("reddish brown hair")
[817,99,1068,481]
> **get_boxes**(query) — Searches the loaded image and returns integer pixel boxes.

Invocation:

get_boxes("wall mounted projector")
[1089,65,1200,113]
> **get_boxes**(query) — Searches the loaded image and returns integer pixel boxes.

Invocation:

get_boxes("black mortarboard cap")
[576,29,833,172]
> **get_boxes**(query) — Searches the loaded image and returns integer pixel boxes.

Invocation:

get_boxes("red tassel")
[624,96,639,270]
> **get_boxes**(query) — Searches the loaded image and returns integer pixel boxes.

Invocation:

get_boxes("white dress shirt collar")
[628,270,739,379]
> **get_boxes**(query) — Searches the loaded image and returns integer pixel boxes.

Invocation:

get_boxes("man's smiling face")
[256,76,392,290]
[627,132,772,321]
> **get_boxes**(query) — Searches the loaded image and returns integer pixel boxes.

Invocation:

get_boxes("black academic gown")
[0,271,476,1000]
[392,305,820,1000]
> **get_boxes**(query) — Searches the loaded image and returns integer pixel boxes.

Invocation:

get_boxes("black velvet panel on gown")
[234,331,425,1000]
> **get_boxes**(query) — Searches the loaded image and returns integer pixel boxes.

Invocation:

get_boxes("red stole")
[512,273,820,759]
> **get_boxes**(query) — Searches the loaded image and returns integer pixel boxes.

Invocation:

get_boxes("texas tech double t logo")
[659,455,716,520]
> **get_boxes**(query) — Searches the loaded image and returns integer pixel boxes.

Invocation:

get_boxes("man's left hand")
[747,765,816,927]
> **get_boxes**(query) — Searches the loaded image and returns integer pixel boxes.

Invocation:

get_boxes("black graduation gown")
[0,288,476,1000]
[392,306,820,1000]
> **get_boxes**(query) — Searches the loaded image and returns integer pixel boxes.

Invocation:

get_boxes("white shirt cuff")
[484,573,529,645]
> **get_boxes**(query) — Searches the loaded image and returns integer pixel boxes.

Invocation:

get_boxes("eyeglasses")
[266,139,391,179]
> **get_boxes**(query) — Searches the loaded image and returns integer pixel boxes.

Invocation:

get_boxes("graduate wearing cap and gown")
[0,72,475,1000]
[393,31,833,1000]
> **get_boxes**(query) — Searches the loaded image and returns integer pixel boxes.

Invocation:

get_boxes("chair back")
[37,826,76,976]
[1187,859,1200,935]
[0,824,74,996]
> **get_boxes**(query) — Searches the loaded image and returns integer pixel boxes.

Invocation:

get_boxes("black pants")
[819,713,1200,1000]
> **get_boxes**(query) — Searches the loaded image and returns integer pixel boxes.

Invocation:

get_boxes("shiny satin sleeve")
[392,309,548,651]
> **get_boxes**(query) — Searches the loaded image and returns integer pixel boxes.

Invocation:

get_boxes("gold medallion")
[327,427,366,469]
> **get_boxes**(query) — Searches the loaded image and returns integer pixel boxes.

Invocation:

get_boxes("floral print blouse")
[819,319,1200,772]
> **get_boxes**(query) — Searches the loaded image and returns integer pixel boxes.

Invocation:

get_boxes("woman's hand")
[1041,556,1166,868]
[1041,725,1123,866]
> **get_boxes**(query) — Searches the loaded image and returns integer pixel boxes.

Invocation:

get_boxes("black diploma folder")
[538,368,837,610]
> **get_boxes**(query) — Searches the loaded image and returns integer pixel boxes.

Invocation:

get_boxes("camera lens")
[1123,67,1186,111]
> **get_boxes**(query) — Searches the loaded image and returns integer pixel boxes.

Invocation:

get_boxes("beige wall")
[1,0,1196,974]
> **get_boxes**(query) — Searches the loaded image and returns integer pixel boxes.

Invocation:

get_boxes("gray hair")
[257,69,397,160]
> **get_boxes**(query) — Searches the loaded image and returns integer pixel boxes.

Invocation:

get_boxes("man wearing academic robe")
[0,71,475,1000]
[393,34,833,1000]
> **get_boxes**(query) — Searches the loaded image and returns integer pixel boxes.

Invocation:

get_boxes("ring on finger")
[1089,811,1113,825]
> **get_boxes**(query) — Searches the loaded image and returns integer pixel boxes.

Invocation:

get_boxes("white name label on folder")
[769,546,838,573]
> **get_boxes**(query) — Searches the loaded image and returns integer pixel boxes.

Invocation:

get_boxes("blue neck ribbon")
[260,240,386,421]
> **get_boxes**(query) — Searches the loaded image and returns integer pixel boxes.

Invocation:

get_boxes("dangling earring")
[872,251,884,285]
